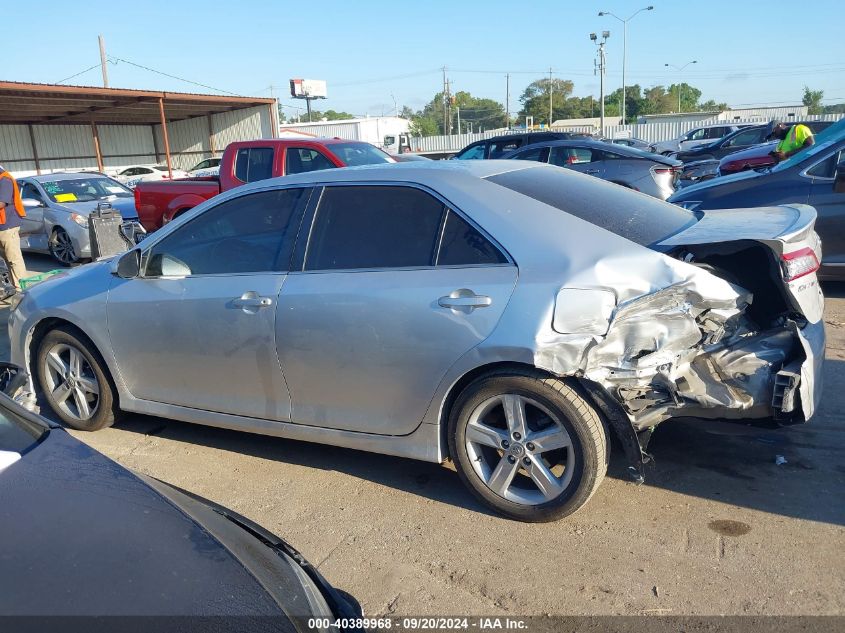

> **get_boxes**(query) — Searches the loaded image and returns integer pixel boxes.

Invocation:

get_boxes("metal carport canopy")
[0,80,276,175]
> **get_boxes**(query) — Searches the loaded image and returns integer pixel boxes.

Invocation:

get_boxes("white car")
[187,157,221,178]
[114,165,189,189]
[650,124,749,155]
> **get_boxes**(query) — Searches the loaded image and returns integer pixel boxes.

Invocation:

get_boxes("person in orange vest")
[0,165,28,294]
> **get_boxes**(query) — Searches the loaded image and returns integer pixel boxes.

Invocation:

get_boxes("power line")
[333,68,441,87]
[56,63,102,84]
[108,56,242,96]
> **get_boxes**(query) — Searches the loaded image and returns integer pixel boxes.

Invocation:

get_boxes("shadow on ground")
[99,358,845,527]
[16,258,845,525]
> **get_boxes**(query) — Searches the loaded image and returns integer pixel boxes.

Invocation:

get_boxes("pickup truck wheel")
[48,227,79,266]
[35,327,120,431]
[448,370,608,522]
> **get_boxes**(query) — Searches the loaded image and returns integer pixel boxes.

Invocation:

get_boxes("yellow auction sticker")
[54,193,77,202]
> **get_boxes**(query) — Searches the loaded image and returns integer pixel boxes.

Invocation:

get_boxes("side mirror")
[835,169,845,194]
[113,249,141,279]
[22,198,43,209]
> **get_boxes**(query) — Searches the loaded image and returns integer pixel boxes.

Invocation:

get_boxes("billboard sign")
[290,79,327,99]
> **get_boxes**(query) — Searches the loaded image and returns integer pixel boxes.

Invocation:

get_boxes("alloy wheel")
[42,343,100,421]
[465,394,575,506]
[49,229,77,265]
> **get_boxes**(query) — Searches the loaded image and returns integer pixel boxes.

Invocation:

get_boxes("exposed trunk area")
[603,241,807,430]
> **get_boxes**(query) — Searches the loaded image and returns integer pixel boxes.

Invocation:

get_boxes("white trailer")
[279,116,411,154]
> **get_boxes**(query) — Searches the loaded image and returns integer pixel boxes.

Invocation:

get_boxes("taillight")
[133,186,141,213]
[782,247,820,281]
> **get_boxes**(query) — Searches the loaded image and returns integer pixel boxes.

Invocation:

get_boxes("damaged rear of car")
[462,164,824,518]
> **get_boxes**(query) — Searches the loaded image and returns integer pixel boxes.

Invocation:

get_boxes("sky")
[5,0,845,120]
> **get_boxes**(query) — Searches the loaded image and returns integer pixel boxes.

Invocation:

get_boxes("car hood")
[669,167,765,200]
[55,197,139,220]
[0,428,289,616]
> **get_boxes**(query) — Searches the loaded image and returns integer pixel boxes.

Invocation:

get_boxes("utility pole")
[591,31,610,136]
[98,35,109,88]
[442,66,448,136]
[446,77,453,135]
[505,73,510,129]
[548,67,553,128]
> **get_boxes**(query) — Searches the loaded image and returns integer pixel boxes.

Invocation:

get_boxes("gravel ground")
[4,254,844,616]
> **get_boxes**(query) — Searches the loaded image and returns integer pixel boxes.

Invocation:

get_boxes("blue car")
[669,119,845,280]
[0,363,360,624]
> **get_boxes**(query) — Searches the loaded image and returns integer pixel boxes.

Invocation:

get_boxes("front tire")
[49,227,79,266]
[36,327,120,431]
[448,370,608,522]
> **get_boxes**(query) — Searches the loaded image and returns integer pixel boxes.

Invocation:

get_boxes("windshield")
[773,118,845,172]
[40,177,132,203]
[487,167,697,248]
[329,143,394,166]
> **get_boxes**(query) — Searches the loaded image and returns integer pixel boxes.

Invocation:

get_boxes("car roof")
[515,138,670,160]
[26,172,111,182]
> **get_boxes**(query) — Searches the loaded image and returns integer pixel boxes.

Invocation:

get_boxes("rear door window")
[305,186,445,271]
[705,127,729,140]
[511,146,547,162]
[489,139,522,159]
[234,147,275,183]
[725,128,763,147]
[437,210,508,266]
[285,148,336,174]
[549,147,595,167]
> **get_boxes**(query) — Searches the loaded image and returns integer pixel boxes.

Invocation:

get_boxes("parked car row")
[114,164,190,188]
[670,118,845,279]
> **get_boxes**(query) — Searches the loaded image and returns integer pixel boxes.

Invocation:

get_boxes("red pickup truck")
[134,138,395,230]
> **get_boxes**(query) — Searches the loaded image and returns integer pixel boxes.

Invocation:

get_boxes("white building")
[638,106,810,126]
[279,116,410,153]
[551,116,623,131]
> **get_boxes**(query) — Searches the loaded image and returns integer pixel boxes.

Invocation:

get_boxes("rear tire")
[448,370,608,522]
[35,327,120,431]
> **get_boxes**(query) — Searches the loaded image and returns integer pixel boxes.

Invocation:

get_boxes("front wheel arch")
[29,318,121,402]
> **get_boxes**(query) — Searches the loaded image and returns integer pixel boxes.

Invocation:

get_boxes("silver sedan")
[504,139,682,200]
[17,173,144,265]
[8,161,825,521]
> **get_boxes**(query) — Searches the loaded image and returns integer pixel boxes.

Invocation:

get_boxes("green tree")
[416,90,507,134]
[307,109,356,121]
[667,83,702,113]
[518,78,576,125]
[803,86,825,115]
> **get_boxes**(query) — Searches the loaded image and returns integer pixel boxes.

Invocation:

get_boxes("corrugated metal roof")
[0,80,274,125]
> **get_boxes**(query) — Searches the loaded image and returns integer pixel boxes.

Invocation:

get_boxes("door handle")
[231,291,274,312]
[438,289,492,314]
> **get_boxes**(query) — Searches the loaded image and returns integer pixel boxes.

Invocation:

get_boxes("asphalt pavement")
[3,253,844,616]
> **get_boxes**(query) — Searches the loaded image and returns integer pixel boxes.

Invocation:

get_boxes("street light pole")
[590,31,610,136]
[598,6,653,123]
[664,60,698,112]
